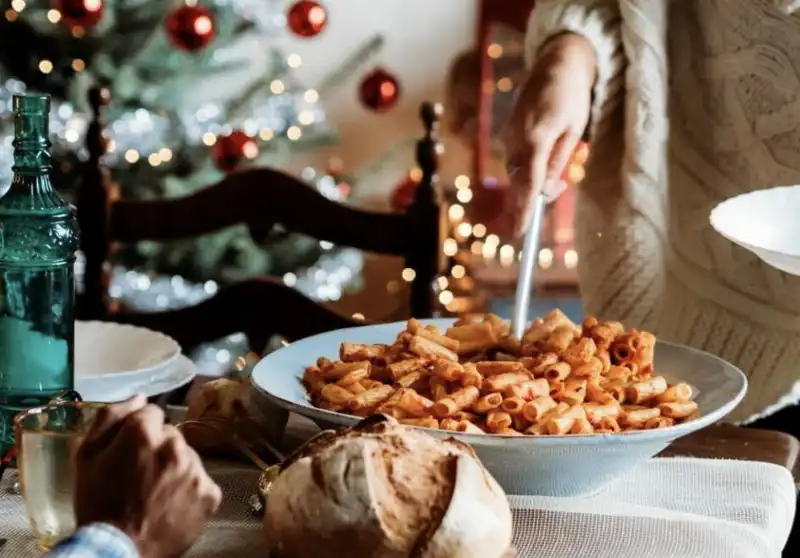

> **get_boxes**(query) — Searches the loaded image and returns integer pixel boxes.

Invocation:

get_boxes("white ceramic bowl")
[75,321,181,385]
[76,355,197,403]
[710,185,800,276]
[252,319,747,497]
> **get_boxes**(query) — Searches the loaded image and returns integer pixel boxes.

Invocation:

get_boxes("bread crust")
[265,415,512,558]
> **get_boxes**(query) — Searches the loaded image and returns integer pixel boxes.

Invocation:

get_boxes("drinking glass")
[14,402,104,551]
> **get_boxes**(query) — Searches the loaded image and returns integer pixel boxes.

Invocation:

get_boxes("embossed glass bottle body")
[0,95,79,454]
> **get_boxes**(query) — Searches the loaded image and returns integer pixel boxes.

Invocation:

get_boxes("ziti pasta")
[302,313,699,436]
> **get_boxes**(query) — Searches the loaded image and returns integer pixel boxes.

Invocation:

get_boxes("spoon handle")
[511,195,547,340]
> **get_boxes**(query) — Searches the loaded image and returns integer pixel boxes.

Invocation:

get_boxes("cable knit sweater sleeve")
[524,0,626,139]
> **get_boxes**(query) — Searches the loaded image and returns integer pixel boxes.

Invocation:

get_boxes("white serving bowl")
[710,185,800,276]
[75,321,181,385]
[252,319,747,497]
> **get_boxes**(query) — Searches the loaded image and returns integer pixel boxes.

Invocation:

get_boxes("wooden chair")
[76,86,444,354]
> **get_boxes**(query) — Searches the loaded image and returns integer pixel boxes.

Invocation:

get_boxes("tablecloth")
[0,457,794,557]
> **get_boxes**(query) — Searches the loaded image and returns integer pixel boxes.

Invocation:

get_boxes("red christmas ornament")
[391,175,419,213]
[166,3,216,53]
[212,131,259,172]
[287,0,328,38]
[53,0,104,29]
[359,68,401,113]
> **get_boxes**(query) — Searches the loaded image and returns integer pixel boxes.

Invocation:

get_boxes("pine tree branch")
[226,73,277,122]
[317,34,385,96]
[227,34,385,126]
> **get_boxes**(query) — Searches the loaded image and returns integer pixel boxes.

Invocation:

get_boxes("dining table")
[0,404,796,557]
[164,408,799,557]
[188,412,800,557]
[185,373,800,555]
[199,409,799,555]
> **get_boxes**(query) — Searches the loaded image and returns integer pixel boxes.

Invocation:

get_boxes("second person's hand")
[501,32,597,237]
[74,395,222,558]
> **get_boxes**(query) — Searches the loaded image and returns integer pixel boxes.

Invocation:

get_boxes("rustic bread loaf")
[265,415,513,558]
[184,378,287,454]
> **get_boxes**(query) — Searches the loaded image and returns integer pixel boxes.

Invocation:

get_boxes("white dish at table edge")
[75,321,181,382]
[252,319,748,496]
[76,354,197,402]
[709,185,800,276]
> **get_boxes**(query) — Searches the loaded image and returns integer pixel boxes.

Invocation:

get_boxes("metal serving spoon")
[505,160,548,341]
[511,194,547,341]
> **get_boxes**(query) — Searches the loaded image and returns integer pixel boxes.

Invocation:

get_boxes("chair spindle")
[76,85,114,321]
[406,102,443,318]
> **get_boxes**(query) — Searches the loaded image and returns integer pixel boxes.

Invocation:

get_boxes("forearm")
[537,33,598,89]
[46,524,139,558]
[525,0,625,139]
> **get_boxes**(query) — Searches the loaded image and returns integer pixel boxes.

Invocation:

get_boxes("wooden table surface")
[662,424,800,484]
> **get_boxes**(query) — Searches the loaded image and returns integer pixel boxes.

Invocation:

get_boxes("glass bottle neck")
[12,96,52,177]
[13,127,52,176]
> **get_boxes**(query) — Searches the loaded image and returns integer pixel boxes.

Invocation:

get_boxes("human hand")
[501,33,596,236]
[74,395,222,558]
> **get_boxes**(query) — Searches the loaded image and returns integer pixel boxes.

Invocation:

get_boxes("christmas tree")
[0,0,364,301]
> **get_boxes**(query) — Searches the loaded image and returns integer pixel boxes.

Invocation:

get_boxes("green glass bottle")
[0,95,79,455]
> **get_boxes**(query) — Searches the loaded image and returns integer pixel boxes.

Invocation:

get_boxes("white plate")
[75,321,181,382]
[252,319,747,497]
[710,185,800,276]
[76,354,197,402]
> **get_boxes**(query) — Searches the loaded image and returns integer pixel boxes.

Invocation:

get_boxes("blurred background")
[0,0,585,377]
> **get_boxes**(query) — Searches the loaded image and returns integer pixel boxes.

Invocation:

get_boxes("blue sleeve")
[45,524,139,558]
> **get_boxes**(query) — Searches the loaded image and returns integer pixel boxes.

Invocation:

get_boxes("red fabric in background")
[481,0,536,32]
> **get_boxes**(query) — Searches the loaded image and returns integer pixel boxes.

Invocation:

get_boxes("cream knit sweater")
[526,0,800,423]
